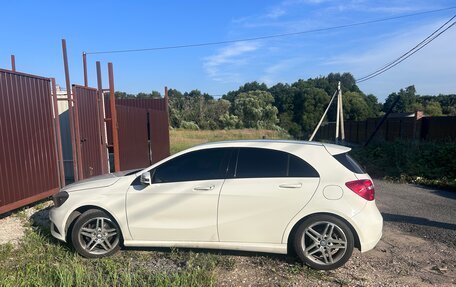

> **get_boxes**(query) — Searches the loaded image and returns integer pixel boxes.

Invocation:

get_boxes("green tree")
[342,92,371,121]
[292,87,330,137]
[223,81,268,104]
[233,90,278,129]
[424,101,443,116]
[383,85,418,113]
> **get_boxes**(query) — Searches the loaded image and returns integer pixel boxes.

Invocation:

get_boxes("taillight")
[345,179,375,201]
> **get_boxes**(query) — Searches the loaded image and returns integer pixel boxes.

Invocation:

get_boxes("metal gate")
[149,109,170,164]
[73,85,107,179]
[116,105,150,170]
[105,97,170,171]
[0,69,61,214]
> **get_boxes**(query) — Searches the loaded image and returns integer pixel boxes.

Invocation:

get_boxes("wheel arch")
[65,205,124,243]
[286,212,361,254]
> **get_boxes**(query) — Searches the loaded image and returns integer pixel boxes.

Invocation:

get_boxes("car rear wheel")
[71,209,121,258]
[294,214,354,270]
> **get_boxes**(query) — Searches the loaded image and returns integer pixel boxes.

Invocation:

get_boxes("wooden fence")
[315,114,456,144]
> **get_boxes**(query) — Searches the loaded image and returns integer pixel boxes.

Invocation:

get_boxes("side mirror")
[140,172,152,185]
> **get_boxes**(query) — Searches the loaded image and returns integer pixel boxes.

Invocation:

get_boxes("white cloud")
[203,42,260,82]
[265,7,286,19]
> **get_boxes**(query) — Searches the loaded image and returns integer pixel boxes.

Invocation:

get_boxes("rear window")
[333,153,365,174]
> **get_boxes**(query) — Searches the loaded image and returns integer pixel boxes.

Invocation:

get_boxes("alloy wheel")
[78,217,119,255]
[301,221,348,265]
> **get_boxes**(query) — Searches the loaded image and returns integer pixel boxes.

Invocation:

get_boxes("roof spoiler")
[322,143,351,155]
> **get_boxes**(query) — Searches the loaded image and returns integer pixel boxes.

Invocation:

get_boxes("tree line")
[115,73,456,138]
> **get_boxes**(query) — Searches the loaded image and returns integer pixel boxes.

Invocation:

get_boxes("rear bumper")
[351,201,383,252]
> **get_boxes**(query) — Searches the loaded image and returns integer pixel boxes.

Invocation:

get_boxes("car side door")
[218,147,320,244]
[126,148,232,242]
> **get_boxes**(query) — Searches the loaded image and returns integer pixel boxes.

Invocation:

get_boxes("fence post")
[10,55,16,72]
[61,39,80,181]
[96,61,109,174]
[72,86,84,179]
[83,52,88,87]
[51,78,65,187]
[108,63,121,172]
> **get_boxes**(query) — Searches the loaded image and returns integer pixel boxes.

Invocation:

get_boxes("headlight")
[52,191,69,207]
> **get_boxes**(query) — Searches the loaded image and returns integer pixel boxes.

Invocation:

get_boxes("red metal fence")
[0,46,171,214]
[105,97,170,170]
[0,69,61,214]
[115,98,170,163]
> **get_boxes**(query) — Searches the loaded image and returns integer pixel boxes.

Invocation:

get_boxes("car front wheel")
[71,209,121,258]
[294,214,354,270]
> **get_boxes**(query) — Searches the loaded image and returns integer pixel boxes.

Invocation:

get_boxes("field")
[169,129,290,154]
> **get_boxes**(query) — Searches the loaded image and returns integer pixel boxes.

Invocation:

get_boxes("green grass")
[0,228,221,287]
[170,129,290,154]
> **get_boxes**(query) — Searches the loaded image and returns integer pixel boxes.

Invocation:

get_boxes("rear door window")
[235,148,319,178]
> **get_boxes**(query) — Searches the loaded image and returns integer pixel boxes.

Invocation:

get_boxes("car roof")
[193,140,350,155]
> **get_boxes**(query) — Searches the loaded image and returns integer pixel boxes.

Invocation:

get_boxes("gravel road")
[375,180,456,248]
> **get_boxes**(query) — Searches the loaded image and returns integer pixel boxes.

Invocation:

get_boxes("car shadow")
[29,207,74,250]
[382,212,456,230]
[428,189,456,200]
[30,206,52,232]
[123,245,301,264]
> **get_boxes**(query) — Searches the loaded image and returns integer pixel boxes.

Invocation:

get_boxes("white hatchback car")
[50,140,382,270]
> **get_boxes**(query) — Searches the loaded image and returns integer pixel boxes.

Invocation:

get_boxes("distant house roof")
[387,112,416,118]
[387,111,425,119]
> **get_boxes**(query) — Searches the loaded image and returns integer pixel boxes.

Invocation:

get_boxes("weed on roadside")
[0,230,217,287]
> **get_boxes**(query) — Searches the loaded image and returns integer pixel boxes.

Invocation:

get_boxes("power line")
[356,15,455,83]
[356,14,456,82]
[85,6,456,55]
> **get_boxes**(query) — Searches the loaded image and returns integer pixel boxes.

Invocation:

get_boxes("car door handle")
[193,185,215,191]
[279,183,302,189]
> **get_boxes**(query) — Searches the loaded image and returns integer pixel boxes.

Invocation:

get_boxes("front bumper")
[351,201,383,252]
[49,207,67,242]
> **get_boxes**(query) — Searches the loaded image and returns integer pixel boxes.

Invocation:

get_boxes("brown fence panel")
[73,85,105,179]
[313,115,456,144]
[116,98,167,111]
[0,69,60,214]
[421,116,456,141]
[106,97,170,167]
[117,105,150,170]
[149,109,171,163]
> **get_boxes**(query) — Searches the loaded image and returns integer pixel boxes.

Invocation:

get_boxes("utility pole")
[335,83,340,140]
[338,82,345,141]
[309,81,345,142]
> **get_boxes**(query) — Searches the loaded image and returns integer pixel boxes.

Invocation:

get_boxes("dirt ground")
[215,222,455,286]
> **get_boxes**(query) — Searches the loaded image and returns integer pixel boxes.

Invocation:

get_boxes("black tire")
[293,214,354,270]
[71,209,121,258]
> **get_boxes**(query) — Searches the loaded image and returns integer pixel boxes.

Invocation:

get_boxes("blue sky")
[1,0,455,101]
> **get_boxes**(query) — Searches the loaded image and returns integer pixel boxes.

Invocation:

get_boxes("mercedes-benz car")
[50,140,382,270]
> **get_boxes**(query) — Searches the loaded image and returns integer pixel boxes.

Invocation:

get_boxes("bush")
[180,121,200,130]
[350,141,456,190]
